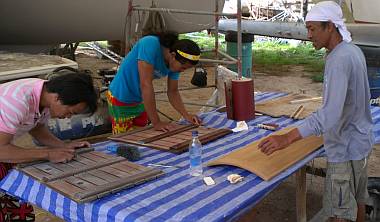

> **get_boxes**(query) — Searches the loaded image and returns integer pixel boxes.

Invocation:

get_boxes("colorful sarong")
[0,163,34,222]
[106,90,148,134]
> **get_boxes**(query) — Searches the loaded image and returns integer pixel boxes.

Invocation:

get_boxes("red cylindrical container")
[231,79,255,121]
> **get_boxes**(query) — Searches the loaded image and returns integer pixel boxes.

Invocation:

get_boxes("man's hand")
[184,114,202,125]
[258,134,291,155]
[153,121,177,132]
[258,128,302,155]
[47,148,75,163]
[63,141,91,149]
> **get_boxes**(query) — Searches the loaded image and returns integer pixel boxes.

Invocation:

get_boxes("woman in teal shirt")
[107,32,201,133]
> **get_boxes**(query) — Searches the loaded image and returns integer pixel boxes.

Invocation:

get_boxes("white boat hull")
[0,0,224,44]
[345,0,380,24]
[219,19,380,47]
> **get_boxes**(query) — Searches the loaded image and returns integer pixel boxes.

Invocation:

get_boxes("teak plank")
[22,167,51,181]
[34,164,64,176]
[73,167,164,202]
[18,151,165,203]
[149,140,177,147]
[139,124,197,143]
[108,123,232,154]
[255,94,322,119]
[74,156,97,165]
[207,127,323,181]
[87,169,120,182]
[47,162,75,172]
[76,172,108,186]
[64,176,98,190]
[100,166,131,178]
[48,180,84,197]
[160,137,186,143]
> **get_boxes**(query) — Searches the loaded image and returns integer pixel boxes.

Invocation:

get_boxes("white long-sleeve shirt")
[298,41,373,163]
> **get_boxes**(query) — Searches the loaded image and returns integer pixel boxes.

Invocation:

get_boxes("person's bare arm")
[167,78,201,125]
[29,123,65,147]
[29,124,90,149]
[138,60,174,131]
[0,132,75,163]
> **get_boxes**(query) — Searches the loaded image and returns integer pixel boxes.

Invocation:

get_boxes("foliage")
[182,32,326,82]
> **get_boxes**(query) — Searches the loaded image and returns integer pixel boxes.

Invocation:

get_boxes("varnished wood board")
[18,151,164,203]
[255,94,322,119]
[109,124,232,154]
[207,127,323,181]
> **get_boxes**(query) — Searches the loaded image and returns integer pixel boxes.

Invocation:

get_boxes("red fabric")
[133,111,149,127]
[0,163,34,221]
[0,163,14,180]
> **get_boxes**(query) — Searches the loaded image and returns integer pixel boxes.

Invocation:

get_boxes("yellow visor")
[176,50,200,61]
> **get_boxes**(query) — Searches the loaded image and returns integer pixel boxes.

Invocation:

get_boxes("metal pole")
[125,0,133,55]
[200,58,237,65]
[237,0,242,78]
[133,7,235,17]
[214,0,220,91]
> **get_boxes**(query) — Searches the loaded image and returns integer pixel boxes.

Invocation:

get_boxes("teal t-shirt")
[109,35,180,103]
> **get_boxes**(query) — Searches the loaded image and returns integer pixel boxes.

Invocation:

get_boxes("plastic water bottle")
[189,130,203,176]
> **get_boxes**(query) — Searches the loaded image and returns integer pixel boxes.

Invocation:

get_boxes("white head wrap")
[305,1,352,42]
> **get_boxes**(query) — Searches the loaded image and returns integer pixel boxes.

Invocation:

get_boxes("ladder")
[85,42,123,64]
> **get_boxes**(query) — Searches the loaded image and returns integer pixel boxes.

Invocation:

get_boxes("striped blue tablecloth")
[1,92,380,222]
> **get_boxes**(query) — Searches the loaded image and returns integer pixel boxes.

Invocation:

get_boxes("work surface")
[1,92,380,222]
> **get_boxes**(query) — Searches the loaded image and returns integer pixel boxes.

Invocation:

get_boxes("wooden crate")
[108,124,232,153]
[17,151,164,203]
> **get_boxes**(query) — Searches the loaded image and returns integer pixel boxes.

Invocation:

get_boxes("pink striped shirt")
[0,78,50,137]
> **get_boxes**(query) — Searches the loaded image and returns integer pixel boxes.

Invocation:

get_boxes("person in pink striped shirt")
[0,72,98,165]
[0,72,98,221]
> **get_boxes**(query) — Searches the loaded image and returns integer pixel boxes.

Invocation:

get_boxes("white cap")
[305,1,352,42]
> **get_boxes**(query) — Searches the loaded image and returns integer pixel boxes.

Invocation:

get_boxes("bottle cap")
[192,130,198,137]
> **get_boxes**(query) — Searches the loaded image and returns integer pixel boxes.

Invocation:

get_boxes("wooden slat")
[73,167,164,202]
[117,160,146,171]
[41,156,125,182]
[48,180,84,198]
[15,147,94,169]
[87,169,120,182]
[46,162,75,172]
[139,124,197,143]
[65,160,86,169]
[108,162,137,174]
[207,127,323,181]
[109,123,232,154]
[121,134,146,141]
[76,172,108,186]
[64,176,98,190]
[171,128,232,151]
[80,152,109,162]
[108,125,154,139]
[22,167,51,181]
[255,93,322,119]
[19,151,165,204]
[149,140,177,147]
[99,166,132,178]
[160,137,186,143]
[34,164,63,176]
[73,156,97,165]
[90,151,115,160]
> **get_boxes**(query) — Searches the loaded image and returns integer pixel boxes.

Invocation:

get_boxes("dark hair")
[170,39,201,65]
[157,31,179,48]
[151,31,201,65]
[45,72,98,114]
